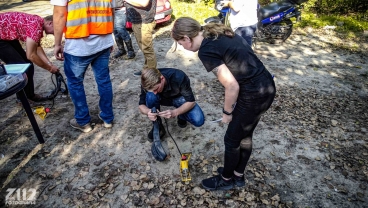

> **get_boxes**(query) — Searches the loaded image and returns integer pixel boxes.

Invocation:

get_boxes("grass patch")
[296,11,368,33]
[169,1,368,37]
[170,0,218,24]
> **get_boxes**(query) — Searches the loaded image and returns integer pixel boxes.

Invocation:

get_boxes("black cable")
[49,97,55,109]
[163,118,182,156]
[50,73,57,90]
[48,73,57,109]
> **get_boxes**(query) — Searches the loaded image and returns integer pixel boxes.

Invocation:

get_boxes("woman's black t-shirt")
[198,34,265,85]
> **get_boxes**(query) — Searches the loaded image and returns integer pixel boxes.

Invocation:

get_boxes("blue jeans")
[145,92,205,127]
[64,48,114,125]
[234,24,257,46]
[114,9,131,42]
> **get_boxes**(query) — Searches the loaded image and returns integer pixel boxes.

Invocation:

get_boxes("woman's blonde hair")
[171,17,234,41]
[141,68,162,90]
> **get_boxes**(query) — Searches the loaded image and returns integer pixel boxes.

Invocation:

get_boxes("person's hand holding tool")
[157,109,178,119]
[147,109,158,121]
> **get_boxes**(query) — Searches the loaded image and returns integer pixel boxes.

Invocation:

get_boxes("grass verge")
[296,12,368,34]
[170,0,218,24]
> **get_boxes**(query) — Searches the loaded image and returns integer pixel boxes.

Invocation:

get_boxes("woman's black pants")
[222,69,276,179]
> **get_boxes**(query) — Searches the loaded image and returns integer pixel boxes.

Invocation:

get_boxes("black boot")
[114,38,126,58]
[177,117,187,128]
[124,39,136,59]
[148,117,166,142]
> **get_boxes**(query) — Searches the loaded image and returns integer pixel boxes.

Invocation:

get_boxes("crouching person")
[139,68,205,142]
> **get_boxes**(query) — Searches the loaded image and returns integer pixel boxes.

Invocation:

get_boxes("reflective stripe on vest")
[65,0,113,39]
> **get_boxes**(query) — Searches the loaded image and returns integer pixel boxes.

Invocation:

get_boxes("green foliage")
[309,0,368,15]
[296,11,368,33]
[301,0,318,12]
[169,0,368,34]
[258,0,271,6]
[174,0,214,5]
[170,0,218,24]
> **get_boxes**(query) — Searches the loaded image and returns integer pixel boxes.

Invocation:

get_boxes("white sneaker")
[70,119,92,133]
[98,114,112,128]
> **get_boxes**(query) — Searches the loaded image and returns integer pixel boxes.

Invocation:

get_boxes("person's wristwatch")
[222,108,232,115]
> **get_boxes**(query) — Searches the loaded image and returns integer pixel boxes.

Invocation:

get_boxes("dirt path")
[1,1,367,207]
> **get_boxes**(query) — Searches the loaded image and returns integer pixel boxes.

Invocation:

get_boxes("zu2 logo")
[5,188,36,205]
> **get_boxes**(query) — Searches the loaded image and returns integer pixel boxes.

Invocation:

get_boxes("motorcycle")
[204,0,308,45]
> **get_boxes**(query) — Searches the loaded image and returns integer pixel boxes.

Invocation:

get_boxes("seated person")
[0,12,59,102]
[139,68,205,141]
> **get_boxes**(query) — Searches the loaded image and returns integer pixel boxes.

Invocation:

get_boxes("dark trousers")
[234,24,257,46]
[0,39,35,98]
[222,69,276,178]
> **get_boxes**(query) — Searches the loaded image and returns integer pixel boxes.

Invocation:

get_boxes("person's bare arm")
[25,38,59,73]
[139,104,151,115]
[158,101,195,119]
[53,5,67,61]
[221,1,240,12]
[36,46,49,63]
[213,64,239,123]
[36,46,59,73]
[125,0,150,7]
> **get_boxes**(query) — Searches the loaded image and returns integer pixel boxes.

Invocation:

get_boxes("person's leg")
[0,40,35,98]
[235,24,257,46]
[132,22,157,69]
[113,10,127,58]
[145,92,161,110]
[222,106,261,179]
[63,52,92,125]
[223,71,276,178]
[131,23,144,75]
[90,48,114,124]
[234,118,259,174]
[204,101,266,190]
[172,96,205,127]
[115,10,130,42]
[118,14,135,59]
[131,23,142,51]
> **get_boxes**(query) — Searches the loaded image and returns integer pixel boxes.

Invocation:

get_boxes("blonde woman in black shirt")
[172,17,276,191]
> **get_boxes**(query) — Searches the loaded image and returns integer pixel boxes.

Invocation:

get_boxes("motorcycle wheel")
[270,19,293,44]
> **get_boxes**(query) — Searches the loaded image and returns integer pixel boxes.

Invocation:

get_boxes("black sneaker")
[177,117,187,128]
[217,167,245,187]
[133,71,142,76]
[113,50,126,58]
[126,51,136,59]
[201,175,234,191]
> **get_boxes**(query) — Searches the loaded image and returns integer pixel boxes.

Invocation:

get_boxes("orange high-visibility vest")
[65,0,113,39]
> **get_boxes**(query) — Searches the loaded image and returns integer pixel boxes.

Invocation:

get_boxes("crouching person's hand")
[158,109,178,119]
[148,110,158,121]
